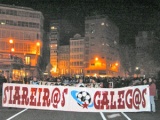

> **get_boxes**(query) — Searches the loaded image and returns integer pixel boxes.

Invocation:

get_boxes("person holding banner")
[55,78,64,86]
[90,79,99,88]
[32,76,39,85]
[76,78,85,87]
[142,79,148,85]
[149,78,156,112]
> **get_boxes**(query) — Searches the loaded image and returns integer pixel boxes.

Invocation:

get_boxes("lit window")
[51,26,57,30]
[1,22,5,25]
[101,22,104,25]
[25,56,30,65]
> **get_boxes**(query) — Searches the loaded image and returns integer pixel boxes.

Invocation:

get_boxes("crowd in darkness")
[1,74,159,112]
[1,74,160,96]
[26,75,160,89]
[30,75,158,112]
[0,74,159,89]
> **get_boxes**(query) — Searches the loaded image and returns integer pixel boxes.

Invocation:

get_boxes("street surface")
[0,96,160,120]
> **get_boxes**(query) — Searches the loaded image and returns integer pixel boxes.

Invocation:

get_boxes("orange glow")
[110,62,119,72]
[95,57,98,61]
[95,61,101,66]
[11,48,15,52]
[9,39,13,44]
[36,42,40,46]
[51,67,57,73]
[94,73,97,77]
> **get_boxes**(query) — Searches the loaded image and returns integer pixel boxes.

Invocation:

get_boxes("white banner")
[2,83,150,112]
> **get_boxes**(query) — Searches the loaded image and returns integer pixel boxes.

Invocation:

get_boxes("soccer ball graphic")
[77,91,91,106]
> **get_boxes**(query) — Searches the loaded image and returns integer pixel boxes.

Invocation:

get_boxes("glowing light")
[136,67,139,70]
[36,42,40,46]
[9,39,13,44]
[51,26,57,30]
[51,26,55,29]
[101,22,104,25]
[11,48,15,52]
[115,63,118,66]
[51,67,57,73]
[95,57,98,61]
[1,22,5,25]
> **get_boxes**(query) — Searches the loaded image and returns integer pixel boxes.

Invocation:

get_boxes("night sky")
[0,0,160,44]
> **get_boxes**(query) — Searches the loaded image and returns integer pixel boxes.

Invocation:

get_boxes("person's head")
[143,79,147,84]
[79,78,83,83]
[57,78,61,82]
[92,79,96,84]
[99,82,103,88]
[33,76,37,81]
[149,78,153,83]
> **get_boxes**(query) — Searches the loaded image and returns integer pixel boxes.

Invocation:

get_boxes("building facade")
[49,21,59,76]
[0,4,44,80]
[84,15,120,77]
[58,45,70,76]
[70,34,85,77]
[49,15,121,77]
[49,19,77,76]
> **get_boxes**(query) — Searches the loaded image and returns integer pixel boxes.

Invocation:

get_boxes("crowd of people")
[27,76,159,89]
[28,76,159,113]
[0,74,159,113]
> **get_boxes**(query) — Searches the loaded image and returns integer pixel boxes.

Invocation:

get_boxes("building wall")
[58,45,70,76]
[70,34,85,76]
[0,4,44,78]
[49,16,121,77]
[84,15,120,77]
[49,19,77,76]
[49,21,59,76]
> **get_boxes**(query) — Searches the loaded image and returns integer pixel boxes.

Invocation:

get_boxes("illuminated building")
[70,34,85,76]
[49,21,59,76]
[58,45,70,76]
[49,20,77,76]
[49,16,120,77]
[84,15,120,77]
[0,4,44,80]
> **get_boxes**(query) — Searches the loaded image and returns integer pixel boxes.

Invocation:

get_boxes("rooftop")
[0,4,34,11]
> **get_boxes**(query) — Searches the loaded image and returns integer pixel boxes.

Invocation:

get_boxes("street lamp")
[11,48,15,52]
[36,42,40,47]
[36,41,40,68]
[9,39,13,44]
[136,67,139,70]
[135,67,140,77]
[9,39,14,57]
[115,63,118,66]
[95,57,98,61]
